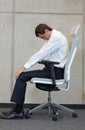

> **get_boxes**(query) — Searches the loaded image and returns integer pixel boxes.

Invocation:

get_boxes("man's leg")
[11,68,50,104]
[0,68,50,119]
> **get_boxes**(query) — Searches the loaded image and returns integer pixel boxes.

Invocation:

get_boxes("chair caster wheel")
[27,110,32,115]
[24,113,30,119]
[28,111,32,115]
[72,112,78,118]
[52,115,58,121]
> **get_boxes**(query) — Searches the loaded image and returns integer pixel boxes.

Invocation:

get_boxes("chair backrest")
[64,24,80,82]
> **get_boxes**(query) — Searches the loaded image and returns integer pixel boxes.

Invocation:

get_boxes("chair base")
[28,102,77,115]
[25,91,78,120]
[26,97,78,120]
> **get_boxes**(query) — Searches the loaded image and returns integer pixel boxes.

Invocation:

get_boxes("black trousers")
[11,67,64,104]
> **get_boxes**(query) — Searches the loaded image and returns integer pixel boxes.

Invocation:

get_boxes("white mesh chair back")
[64,24,80,82]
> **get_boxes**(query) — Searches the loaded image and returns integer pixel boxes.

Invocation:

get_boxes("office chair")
[25,24,80,121]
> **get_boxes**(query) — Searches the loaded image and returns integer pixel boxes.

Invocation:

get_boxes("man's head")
[35,23,52,40]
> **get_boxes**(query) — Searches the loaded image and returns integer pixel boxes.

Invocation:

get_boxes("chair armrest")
[38,60,60,86]
[38,60,59,66]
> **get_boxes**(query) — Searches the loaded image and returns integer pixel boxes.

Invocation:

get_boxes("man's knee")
[18,72,25,80]
[18,72,30,82]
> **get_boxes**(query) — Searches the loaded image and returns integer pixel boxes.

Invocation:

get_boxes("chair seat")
[30,78,65,85]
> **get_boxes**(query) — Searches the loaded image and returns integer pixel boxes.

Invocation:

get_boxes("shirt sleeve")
[24,40,64,69]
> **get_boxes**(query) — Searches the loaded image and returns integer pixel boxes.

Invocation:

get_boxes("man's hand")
[15,66,25,79]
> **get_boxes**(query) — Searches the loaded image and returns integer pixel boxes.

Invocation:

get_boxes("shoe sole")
[0,114,24,120]
[0,116,24,119]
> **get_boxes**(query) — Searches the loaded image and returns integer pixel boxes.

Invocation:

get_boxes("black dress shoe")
[0,111,24,119]
[2,109,24,115]
[2,109,15,115]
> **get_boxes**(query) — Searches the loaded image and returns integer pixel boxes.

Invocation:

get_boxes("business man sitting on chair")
[0,23,68,119]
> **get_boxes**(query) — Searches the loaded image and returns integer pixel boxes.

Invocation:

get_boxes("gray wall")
[0,0,84,104]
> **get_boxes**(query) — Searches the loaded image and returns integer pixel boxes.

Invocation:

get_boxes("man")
[1,23,68,119]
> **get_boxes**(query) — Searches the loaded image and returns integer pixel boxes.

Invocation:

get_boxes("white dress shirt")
[24,29,68,69]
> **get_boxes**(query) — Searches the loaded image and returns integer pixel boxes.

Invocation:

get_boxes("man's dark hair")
[35,23,52,37]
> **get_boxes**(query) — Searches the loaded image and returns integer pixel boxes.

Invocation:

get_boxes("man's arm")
[24,41,63,69]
